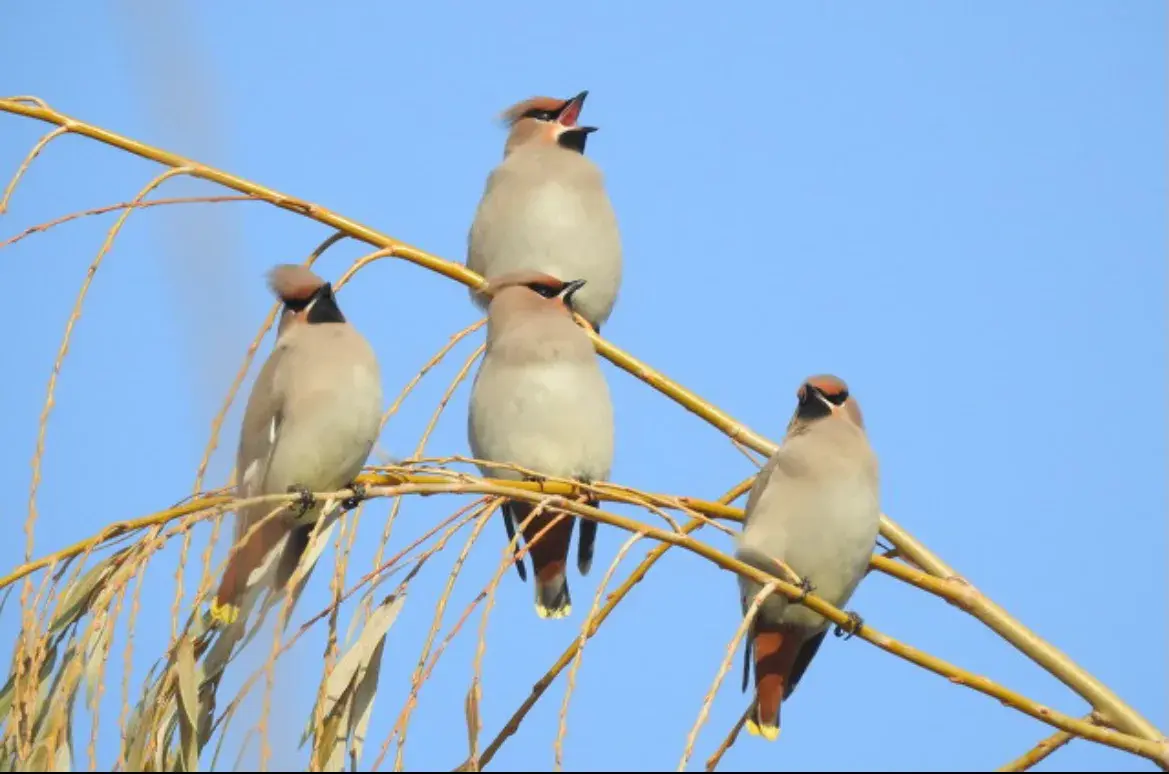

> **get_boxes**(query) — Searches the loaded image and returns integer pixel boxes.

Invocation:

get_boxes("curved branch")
[1,96,1164,759]
[0,125,68,214]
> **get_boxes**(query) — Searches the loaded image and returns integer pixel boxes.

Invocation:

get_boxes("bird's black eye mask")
[285,283,346,324]
[524,280,586,310]
[526,282,563,299]
[822,388,849,406]
[521,107,559,121]
[795,385,849,420]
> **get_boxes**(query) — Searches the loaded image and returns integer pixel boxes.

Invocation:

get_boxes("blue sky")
[1,1,1164,771]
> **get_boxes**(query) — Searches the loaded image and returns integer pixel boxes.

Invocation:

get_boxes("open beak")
[556,90,589,127]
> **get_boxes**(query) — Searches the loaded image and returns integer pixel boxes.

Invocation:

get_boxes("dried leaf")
[175,636,199,771]
[348,637,386,768]
[464,679,482,771]
[312,702,347,772]
[26,743,50,772]
[31,643,79,748]
[124,674,165,772]
[49,550,126,637]
[303,593,405,765]
[84,613,113,707]
[52,712,73,772]
[328,593,404,707]
[0,643,57,721]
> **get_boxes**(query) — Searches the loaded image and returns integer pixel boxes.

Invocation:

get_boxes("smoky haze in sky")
[112,1,253,425]
[110,6,303,768]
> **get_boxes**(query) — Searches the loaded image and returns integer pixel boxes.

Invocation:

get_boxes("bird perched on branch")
[468,270,614,619]
[735,375,880,740]
[467,90,622,334]
[210,264,383,626]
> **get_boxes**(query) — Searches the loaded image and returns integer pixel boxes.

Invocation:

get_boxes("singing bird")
[210,265,383,626]
[467,90,622,334]
[736,375,880,740]
[468,270,614,619]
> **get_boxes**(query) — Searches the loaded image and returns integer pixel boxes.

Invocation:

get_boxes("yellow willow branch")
[3,477,1168,769]
[0,98,945,580]
[1,97,1163,752]
[998,719,1089,772]
[0,470,743,595]
[469,477,926,769]
[0,495,234,590]
[348,483,1165,769]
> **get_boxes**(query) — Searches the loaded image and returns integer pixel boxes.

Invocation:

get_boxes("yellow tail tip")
[745,718,781,742]
[209,599,240,627]
[535,602,572,620]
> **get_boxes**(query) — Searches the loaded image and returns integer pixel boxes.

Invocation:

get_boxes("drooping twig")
[2,98,1166,769]
[554,531,647,770]
[703,704,751,771]
[678,582,777,772]
[0,195,261,250]
[0,125,68,215]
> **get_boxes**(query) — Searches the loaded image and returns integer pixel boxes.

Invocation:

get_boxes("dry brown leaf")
[175,636,199,771]
[348,635,386,768]
[49,550,126,638]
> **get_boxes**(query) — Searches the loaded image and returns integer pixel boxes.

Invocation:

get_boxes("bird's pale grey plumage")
[737,417,880,630]
[213,267,382,622]
[467,104,622,331]
[735,377,880,739]
[468,275,614,618]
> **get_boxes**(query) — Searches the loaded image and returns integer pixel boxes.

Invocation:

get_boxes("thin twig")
[470,478,749,769]
[999,719,1089,772]
[678,581,777,771]
[2,98,1167,768]
[392,501,497,770]
[703,704,751,771]
[0,195,260,249]
[554,531,646,770]
[0,125,68,214]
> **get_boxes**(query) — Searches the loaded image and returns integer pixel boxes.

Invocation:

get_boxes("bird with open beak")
[467,90,622,334]
[467,270,614,619]
[735,375,880,741]
[210,264,383,626]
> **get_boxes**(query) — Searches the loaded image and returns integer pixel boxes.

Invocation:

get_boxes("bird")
[210,264,383,626]
[467,90,622,334]
[735,375,880,741]
[467,270,615,619]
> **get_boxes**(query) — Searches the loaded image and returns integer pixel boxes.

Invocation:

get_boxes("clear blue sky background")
[1,2,1164,771]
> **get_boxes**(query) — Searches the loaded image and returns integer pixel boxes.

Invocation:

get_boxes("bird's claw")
[342,481,367,511]
[522,473,550,493]
[796,577,815,602]
[287,484,315,515]
[834,611,864,640]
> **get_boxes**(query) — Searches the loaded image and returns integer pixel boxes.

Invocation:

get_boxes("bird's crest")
[267,264,327,304]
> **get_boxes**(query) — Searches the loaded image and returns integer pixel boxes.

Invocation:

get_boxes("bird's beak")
[556,125,598,154]
[813,390,838,413]
[562,278,588,306]
[556,90,589,127]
